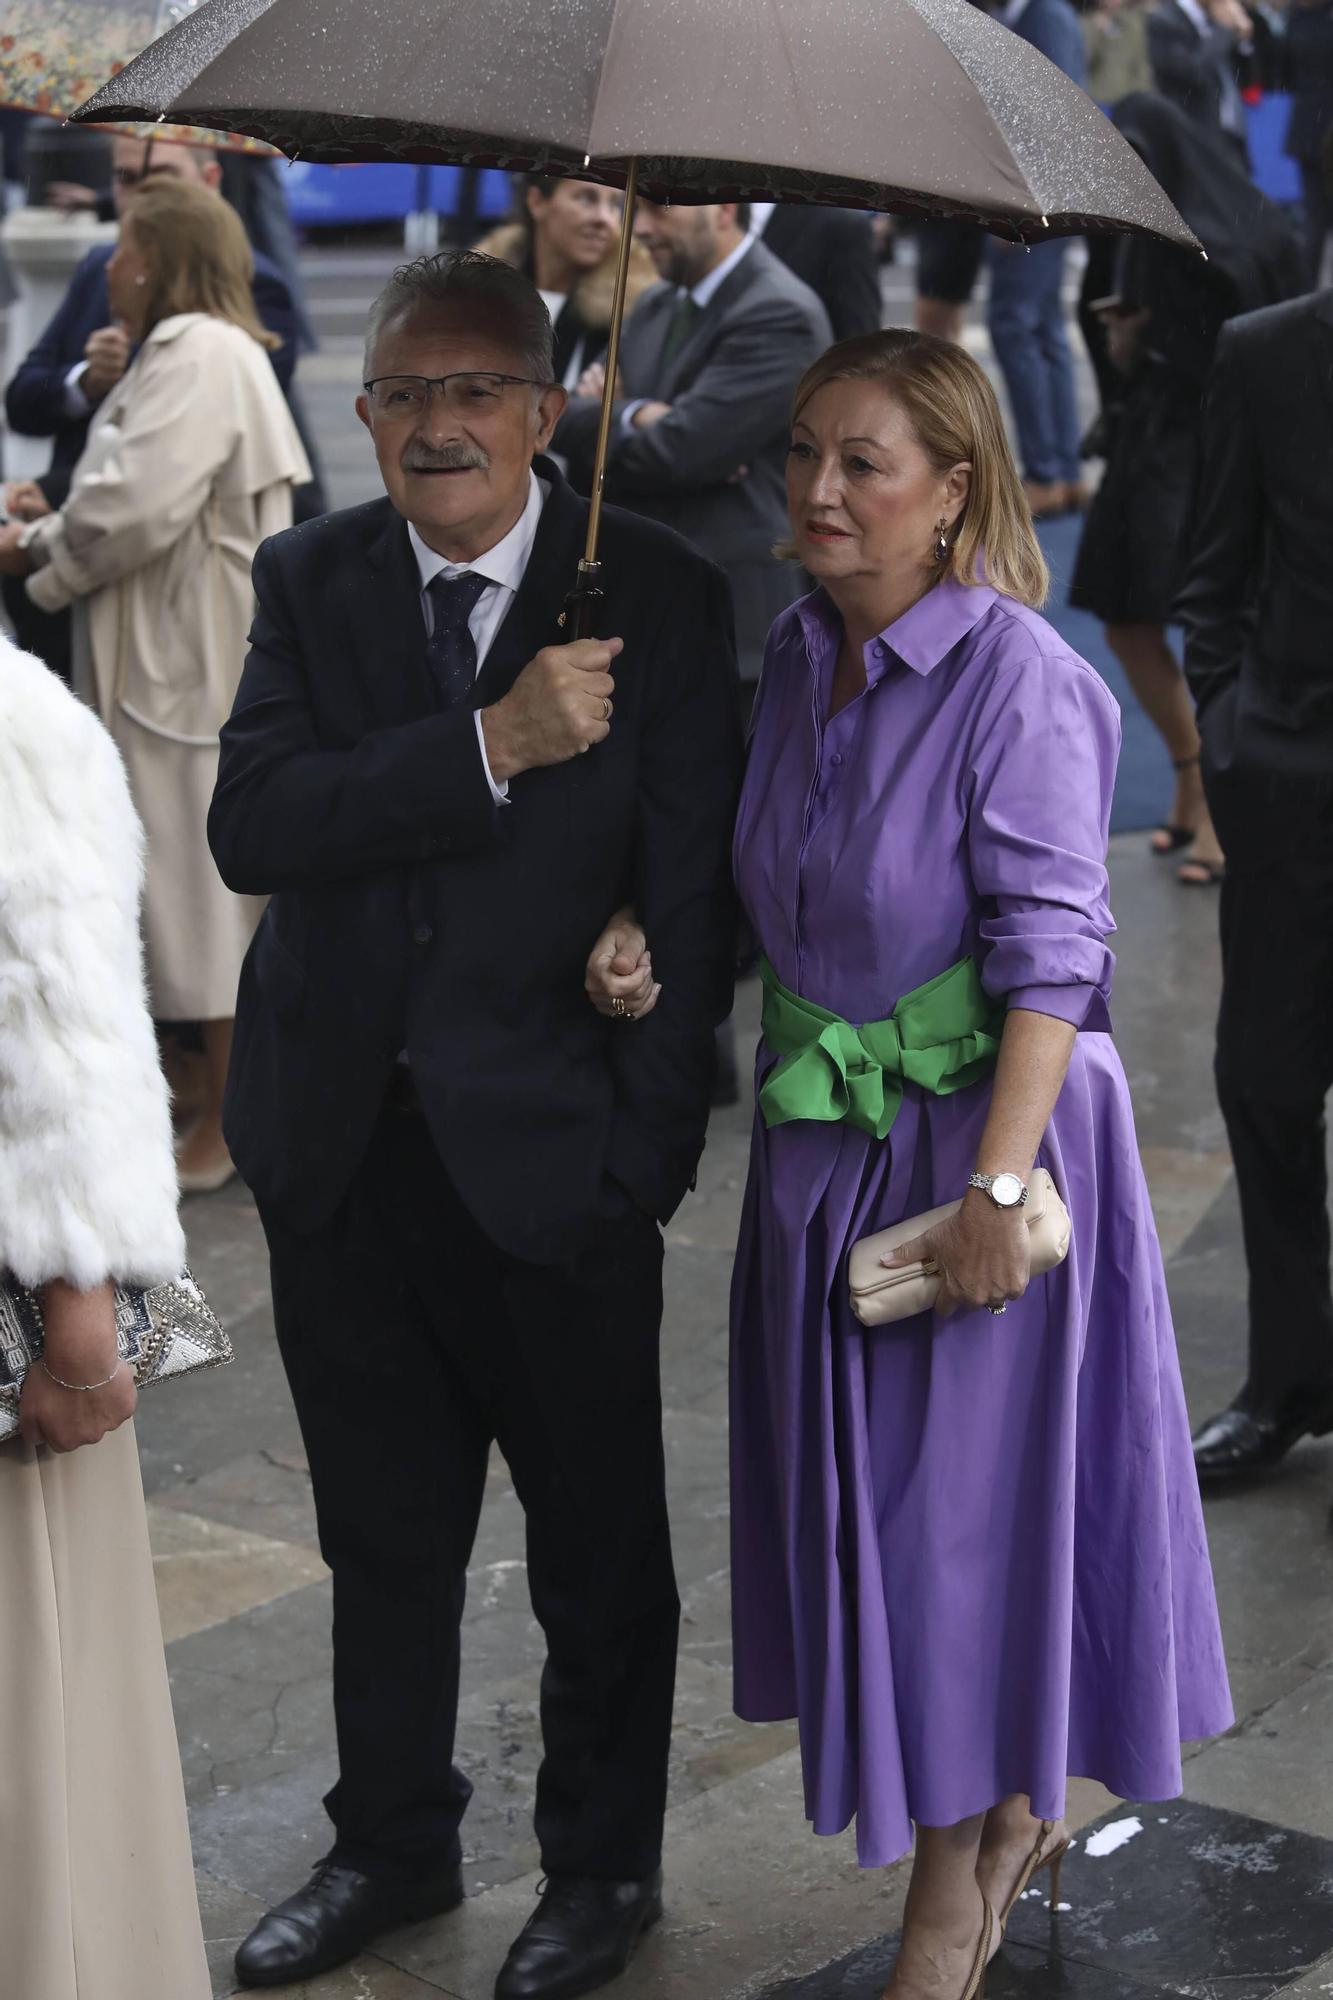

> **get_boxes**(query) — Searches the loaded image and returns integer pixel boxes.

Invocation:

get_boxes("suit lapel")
[362,503,437,726]
[474,459,588,705]
[659,240,767,398]
[1305,292,1333,458]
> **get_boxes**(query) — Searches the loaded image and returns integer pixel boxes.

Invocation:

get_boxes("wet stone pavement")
[136,247,1333,1998]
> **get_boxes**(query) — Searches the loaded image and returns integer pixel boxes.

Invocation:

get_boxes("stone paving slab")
[1184,1667,1333,1843]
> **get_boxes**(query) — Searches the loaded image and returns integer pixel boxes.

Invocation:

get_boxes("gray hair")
[363,249,555,382]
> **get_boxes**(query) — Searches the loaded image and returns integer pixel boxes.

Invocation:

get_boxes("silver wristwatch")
[967,1171,1028,1210]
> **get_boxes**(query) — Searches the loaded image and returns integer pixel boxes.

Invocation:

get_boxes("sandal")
[1151,755,1202,857]
[1177,856,1225,887]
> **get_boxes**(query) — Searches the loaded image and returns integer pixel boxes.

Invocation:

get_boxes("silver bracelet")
[39,1356,124,1393]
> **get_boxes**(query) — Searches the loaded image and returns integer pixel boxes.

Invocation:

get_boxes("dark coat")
[1283,1,1333,163]
[208,458,743,1259]
[1178,290,1333,756]
[554,239,831,680]
[1147,0,1247,135]
[4,241,298,500]
[761,207,882,343]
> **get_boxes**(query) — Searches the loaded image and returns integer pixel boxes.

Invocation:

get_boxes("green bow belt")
[758,956,1005,1141]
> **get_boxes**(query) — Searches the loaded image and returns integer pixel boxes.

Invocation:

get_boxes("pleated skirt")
[0,1423,212,2000]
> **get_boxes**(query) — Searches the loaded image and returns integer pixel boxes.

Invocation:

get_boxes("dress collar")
[796,577,999,679]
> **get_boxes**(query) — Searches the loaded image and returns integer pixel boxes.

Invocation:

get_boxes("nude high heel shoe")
[882,1895,998,2000]
[964,1894,998,2000]
[998,1820,1072,1930]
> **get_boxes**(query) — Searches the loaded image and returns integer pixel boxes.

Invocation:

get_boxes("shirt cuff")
[474,709,510,806]
[63,361,92,419]
[1007,984,1112,1034]
[620,399,647,435]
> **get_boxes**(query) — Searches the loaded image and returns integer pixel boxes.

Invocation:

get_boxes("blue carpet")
[1037,514,1176,837]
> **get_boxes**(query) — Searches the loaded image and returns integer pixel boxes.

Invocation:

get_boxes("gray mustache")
[402,444,490,472]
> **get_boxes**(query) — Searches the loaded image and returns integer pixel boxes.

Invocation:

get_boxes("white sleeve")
[474,709,510,805]
[62,360,93,420]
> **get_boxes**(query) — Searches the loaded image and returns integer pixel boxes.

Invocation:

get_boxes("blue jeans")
[985,238,1081,486]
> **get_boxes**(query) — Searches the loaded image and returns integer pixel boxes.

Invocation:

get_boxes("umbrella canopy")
[0,0,273,148]
[74,0,1196,248]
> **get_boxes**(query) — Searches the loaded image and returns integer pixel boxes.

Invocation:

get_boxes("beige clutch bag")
[847,1169,1071,1326]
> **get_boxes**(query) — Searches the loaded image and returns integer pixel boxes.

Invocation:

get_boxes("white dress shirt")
[407,469,548,805]
[748,202,777,240]
[688,230,756,309]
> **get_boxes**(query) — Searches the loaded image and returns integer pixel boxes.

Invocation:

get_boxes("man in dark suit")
[555,200,832,686]
[4,132,310,675]
[1177,289,1333,1484]
[210,251,741,1997]
[1147,0,1255,150]
[750,202,882,342]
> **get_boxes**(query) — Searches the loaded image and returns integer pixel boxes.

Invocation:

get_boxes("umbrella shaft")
[583,155,640,571]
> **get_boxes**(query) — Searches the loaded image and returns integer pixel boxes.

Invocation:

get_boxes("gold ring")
[601,696,612,721]
[610,996,629,1018]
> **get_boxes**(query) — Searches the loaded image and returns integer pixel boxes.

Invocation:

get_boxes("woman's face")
[785,379,970,594]
[106,224,151,334]
[527,180,622,275]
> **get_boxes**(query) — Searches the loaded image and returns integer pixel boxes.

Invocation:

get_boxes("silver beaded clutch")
[0,1270,231,1443]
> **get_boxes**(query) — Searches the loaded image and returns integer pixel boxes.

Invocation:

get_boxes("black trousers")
[261,1090,678,1883]
[1204,736,1333,1411]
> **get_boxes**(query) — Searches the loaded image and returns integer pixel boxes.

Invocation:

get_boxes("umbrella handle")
[560,560,606,641]
[579,155,640,587]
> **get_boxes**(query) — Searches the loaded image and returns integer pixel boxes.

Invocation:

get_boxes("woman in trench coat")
[0,175,308,1192]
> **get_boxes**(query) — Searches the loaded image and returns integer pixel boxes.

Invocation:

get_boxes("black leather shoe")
[494,1871,664,2000]
[234,1852,463,1987]
[1193,1386,1333,1486]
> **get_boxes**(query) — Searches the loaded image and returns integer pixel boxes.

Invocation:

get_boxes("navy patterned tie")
[424,570,489,710]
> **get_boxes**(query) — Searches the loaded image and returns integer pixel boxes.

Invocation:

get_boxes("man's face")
[111,136,220,217]
[357,304,566,560]
[633,202,724,289]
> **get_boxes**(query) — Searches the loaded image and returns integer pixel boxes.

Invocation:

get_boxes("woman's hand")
[0,521,33,576]
[882,1188,1031,1317]
[17,1280,138,1452]
[585,906,661,1020]
[4,480,51,523]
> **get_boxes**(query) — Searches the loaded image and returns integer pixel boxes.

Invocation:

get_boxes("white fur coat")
[0,635,184,1290]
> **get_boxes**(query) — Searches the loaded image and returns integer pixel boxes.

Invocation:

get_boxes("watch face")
[990,1172,1024,1208]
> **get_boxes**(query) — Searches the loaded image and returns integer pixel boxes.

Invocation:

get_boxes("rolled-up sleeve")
[966,648,1120,1034]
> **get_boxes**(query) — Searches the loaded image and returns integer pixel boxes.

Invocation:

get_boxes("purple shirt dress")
[729,578,1233,1868]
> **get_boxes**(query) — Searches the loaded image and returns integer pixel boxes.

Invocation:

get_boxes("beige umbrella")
[75,0,1198,630]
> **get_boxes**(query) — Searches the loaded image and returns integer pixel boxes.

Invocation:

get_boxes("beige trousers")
[0,1422,211,2000]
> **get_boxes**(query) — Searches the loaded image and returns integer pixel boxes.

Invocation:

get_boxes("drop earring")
[932,516,950,565]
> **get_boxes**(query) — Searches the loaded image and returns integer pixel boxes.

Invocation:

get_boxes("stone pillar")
[2,205,117,481]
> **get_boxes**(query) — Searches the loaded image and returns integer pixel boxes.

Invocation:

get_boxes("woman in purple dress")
[587,329,1232,2000]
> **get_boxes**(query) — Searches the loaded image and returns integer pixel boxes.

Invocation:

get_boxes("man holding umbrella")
[208,250,742,1995]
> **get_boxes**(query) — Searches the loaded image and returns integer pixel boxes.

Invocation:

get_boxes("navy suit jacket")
[208,458,743,1257]
[5,243,297,495]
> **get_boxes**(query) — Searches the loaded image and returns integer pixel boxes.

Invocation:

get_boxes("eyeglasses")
[361,372,553,418]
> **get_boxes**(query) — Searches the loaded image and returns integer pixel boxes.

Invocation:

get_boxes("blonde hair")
[788,328,1049,609]
[122,177,278,351]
